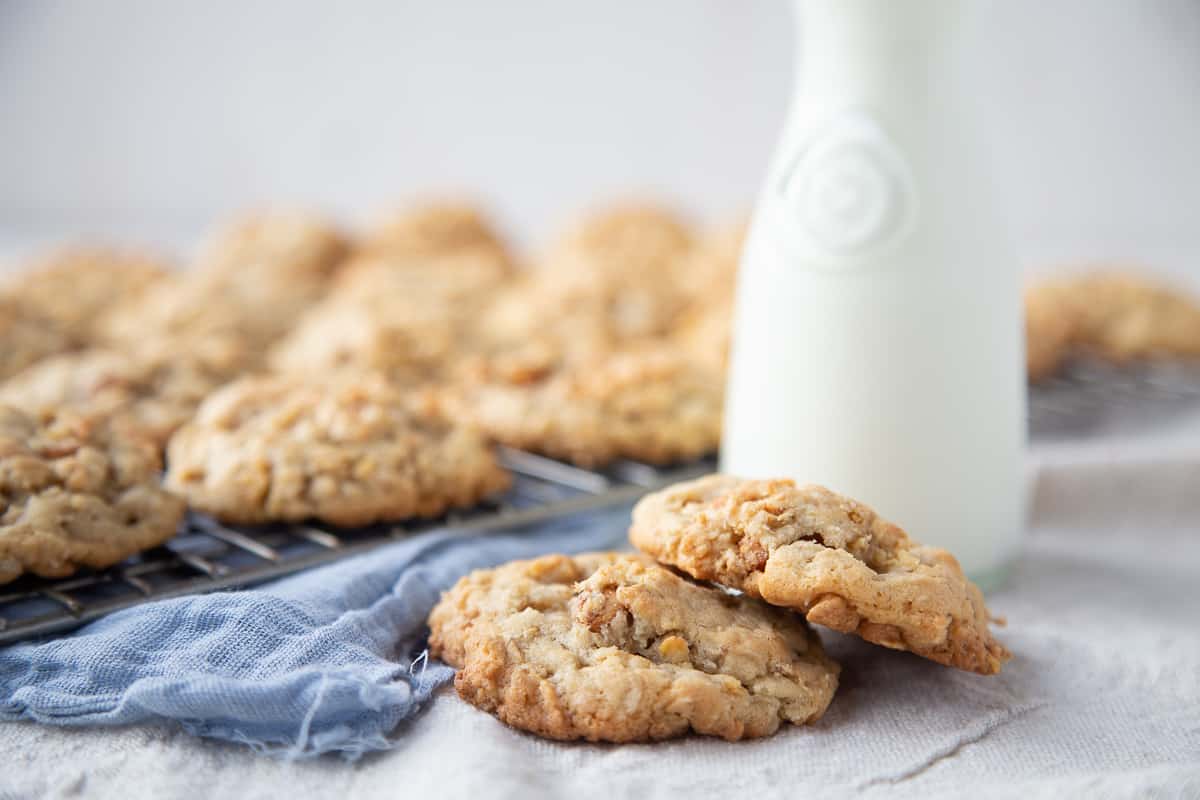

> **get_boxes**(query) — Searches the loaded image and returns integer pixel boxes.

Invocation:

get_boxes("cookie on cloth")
[428,552,839,742]
[450,343,723,468]
[630,475,1010,675]
[164,374,510,527]
[0,405,184,584]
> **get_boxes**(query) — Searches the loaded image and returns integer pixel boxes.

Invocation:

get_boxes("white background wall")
[2,0,1198,282]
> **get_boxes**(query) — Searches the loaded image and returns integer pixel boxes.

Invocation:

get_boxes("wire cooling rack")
[1028,358,1200,439]
[0,447,716,645]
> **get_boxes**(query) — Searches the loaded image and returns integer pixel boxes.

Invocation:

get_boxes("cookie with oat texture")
[450,344,723,468]
[0,298,78,382]
[1066,273,1200,363]
[4,246,173,341]
[362,201,512,264]
[0,405,184,584]
[1,337,251,448]
[428,552,839,742]
[164,374,510,527]
[630,475,1010,675]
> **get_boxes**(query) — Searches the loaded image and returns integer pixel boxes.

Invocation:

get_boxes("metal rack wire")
[0,447,716,645]
[1028,359,1200,439]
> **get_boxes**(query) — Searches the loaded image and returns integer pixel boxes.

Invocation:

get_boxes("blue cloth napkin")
[0,504,631,759]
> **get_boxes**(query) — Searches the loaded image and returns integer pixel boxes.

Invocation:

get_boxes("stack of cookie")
[0,199,737,585]
[429,474,1009,743]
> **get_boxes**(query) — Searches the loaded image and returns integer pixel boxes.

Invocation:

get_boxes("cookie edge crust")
[629,476,1011,676]
[427,552,839,743]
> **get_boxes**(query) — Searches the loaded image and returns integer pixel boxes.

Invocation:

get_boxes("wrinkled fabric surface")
[0,507,629,758]
[1,459,1199,799]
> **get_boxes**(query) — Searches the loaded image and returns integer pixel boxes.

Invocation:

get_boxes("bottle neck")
[794,0,965,109]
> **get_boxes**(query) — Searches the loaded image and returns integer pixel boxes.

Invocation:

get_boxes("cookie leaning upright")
[0,405,185,585]
[630,475,1010,675]
[164,374,511,527]
[428,552,839,743]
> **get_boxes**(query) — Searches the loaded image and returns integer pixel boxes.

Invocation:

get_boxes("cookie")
[428,552,839,742]
[331,247,512,309]
[101,213,349,351]
[535,203,696,338]
[3,246,173,340]
[96,274,269,357]
[269,244,514,381]
[362,201,511,263]
[472,279,631,356]
[682,219,746,303]
[195,211,349,284]
[0,405,185,584]
[630,475,1010,675]
[672,299,733,371]
[1,337,250,448]
[0,298,78,382]
[268,300,461,385]
[1023,284,1076,381]
[546,202,694,281]
[1067,273,1200,363]
[451,344,723,468]
[164,374,511,527]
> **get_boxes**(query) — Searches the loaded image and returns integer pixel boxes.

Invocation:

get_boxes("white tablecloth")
[4,445,1200,799]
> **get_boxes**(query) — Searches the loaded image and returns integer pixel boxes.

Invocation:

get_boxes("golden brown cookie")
[331,247,512,309]
[269,244,514,382]
[546,202,694,282]
[471,279,626,358]
[100,213,349,352]
[1067,273,1200,363]
[682,218,746,303]
[164,374,510,527]
[0,337,251,448]
[534,203,697,339]
[1023,284,1076,382]
[361,201,511,263]
[3,246,173,340]
[195,211,349,284]
[630,475,1010,675]
[428,552,839,743]
[0,297,79,382]
[268,300,461,385]
[669,219,744,369]
[450,344,723,468]
[672,299,733,371]
[0,405,184,584]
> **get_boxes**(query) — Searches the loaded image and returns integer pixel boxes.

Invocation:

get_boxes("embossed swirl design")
[782,113,915,258]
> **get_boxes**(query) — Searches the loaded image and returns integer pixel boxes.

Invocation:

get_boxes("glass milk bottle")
[721,0,1025,585]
